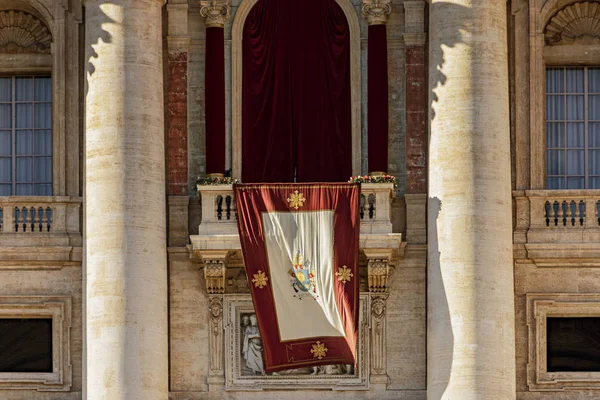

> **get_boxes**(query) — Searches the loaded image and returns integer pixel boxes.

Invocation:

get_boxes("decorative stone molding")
[545,2,600,45]
[0,10,51,54]
[370,294,388,382]
[200,0,231,28]
[0,296,72,391]
[209,296,225,379]
[223,295,370,390]
[363,248,396,293]
[362,0,392,25]
[527,293,600,391]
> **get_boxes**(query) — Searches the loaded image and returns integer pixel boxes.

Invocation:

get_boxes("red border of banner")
[234,183,360,373]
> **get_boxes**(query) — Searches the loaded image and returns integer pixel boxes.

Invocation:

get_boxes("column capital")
[362,0,391,26]
[200,0,231,28]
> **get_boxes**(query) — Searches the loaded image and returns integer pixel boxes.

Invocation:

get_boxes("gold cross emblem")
[335,265,354,284]
[310,341,328,360]
[287,190,306,210]
[251,270,269,289]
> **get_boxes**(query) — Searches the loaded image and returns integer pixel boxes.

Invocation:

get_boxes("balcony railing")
[513,190,600,266]
[191,183,402,255]
[0,197,81,234]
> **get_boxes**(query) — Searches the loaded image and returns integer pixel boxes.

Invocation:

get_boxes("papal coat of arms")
[288,253,318,300]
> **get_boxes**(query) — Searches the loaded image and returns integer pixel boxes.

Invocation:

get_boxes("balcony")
[514,190,600,267]
[189,183,405,293]
[0,196,82,263]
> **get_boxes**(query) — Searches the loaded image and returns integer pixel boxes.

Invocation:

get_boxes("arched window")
[541,1,600,189]
[0,9,52,196]
[232,0,361,182]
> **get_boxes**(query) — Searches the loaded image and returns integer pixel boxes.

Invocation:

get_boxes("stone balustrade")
[190,183,404,265]
[0,197,81,234]
[0,196,82,262]
[514,190,600,267]
[196,183,395,237]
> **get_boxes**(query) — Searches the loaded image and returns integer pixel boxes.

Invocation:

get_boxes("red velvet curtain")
[242,0,351,183]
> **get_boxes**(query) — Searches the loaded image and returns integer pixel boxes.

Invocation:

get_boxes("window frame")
[0,295,72,392]
[0,75,53,196]
[527,293,600,391]
[545,66,600,189]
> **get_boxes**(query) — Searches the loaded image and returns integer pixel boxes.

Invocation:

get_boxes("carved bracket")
[198,250,231,295]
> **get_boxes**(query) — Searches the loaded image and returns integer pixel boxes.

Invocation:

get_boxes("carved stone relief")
[223,295,370,391]
[0,10,51,54]
[545,2,600,45]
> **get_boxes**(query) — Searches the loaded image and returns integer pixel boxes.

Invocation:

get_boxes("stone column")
[84,1,168,399]
[427,1,516,399]
[362,0,391,175]
[201,0,230,176]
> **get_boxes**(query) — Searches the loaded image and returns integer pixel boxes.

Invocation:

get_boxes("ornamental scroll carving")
[370,295,387,376]
[0,11,51,54]
[209,296,224,375]
[200,0,231,28]
[545,2,600,45]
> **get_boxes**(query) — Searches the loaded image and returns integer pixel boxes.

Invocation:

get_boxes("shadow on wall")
[427,2,471,399]
[83,2,114,96]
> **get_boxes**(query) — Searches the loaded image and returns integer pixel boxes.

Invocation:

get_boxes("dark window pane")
[547,317,600,372]
[34,77,51,102]
[16,131,33,155]
[546,95,564,120]
[0,78,11,102]
[567,177,585,189]
[566,68,584,93]
[0,158,10,182]
[15,77,32,101]
[34,157,52,182]
[16,157,33,182]
[0,319,52,373]
[15,183,33,195]
[566,123,584,147]
[590,95,600,120]
[0,184,10,196]
[590,123,600,147]
[0,104,11,129]
[547,177,564,189]
[546,123,564,148]
[567,150,585,175]
[34,103,51,129]
[15,104,32,129]
[590,68,600,93]
[0,131,10,155]
[567,95,584,120]
[547,150,564,175]
[590,177,600,189]
[34,183,52,196]
[34,130,51,156]
[547,68,564,93]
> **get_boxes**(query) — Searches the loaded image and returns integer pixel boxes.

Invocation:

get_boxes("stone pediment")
[545,1,600,45]
[0,10,51,54]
